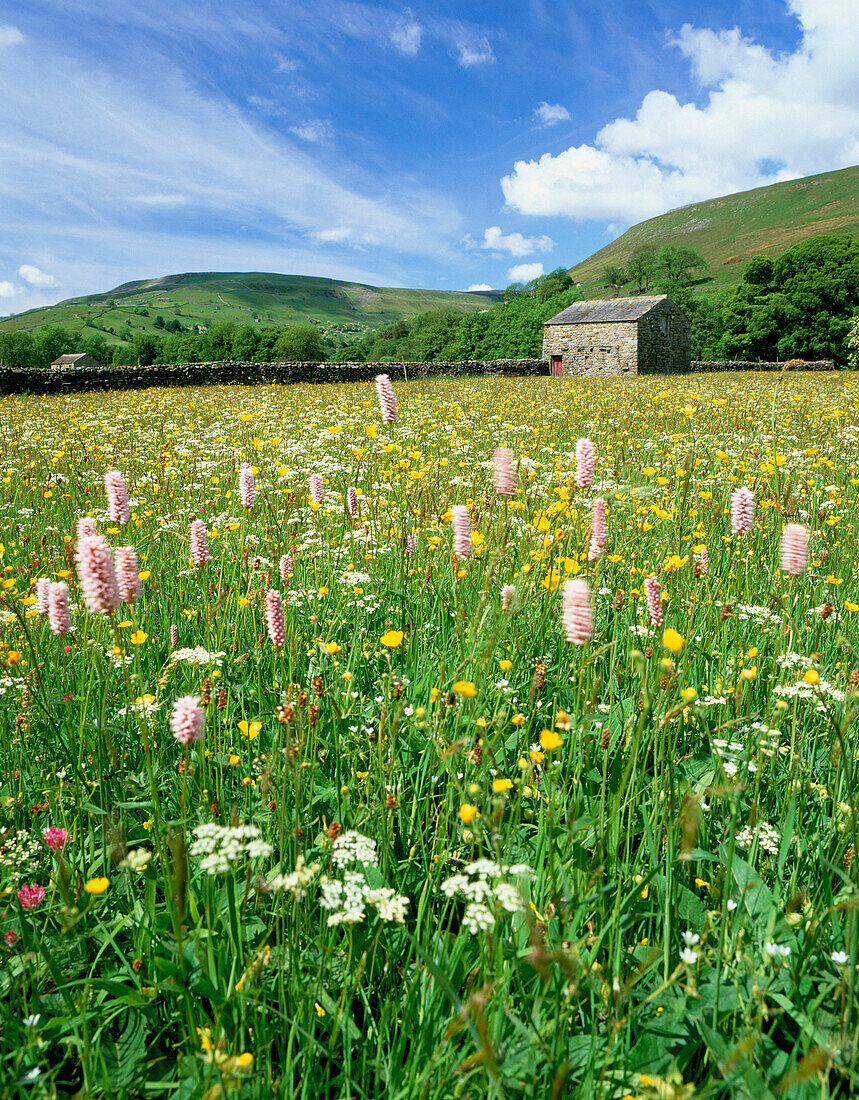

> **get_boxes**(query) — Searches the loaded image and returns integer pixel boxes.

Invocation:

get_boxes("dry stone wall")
[637,300,692,374]
[0,358,546,395]
[691,359,836,372]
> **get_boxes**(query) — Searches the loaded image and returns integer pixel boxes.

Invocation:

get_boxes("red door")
[551,356,563,377]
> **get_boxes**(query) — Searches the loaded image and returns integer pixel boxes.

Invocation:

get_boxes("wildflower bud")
[170,624,179,648]
[346,487,358,517]
[501,583,518,612]
[308,703,319,725]
[614,589,625,611]
[720,603,733,621]
[217,687,227,711]
[238,462,256,509]
[312,675,324,697]
[374,374,397,423]
[328,821,342,841]
[36,577,51,615]
[821,602,834,620]
[575,438,595,490]
[104,469,130,525]
[76,516,98,542]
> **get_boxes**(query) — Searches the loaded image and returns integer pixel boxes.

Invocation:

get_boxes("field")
[0,272,502,349]
[570,164,859,292]
[0,372,857,1099]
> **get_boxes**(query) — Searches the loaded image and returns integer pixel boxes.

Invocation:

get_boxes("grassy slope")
[570,164,859,292]
[0,271,503,346]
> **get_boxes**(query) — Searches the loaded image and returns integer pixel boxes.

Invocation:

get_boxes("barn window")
[659,315,671,337]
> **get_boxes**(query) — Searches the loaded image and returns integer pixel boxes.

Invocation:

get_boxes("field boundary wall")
[0,356,838,393]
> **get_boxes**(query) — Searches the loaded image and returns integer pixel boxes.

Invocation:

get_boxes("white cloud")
[0,26,24,48]
[455,37,494,67]
[507,262,544,283]
[0,280,20,298]
[289,120,333,143]
[502,0,859,223]
[533,102,570,127]
[391,17,422,55]
[466,225,554,257]
[467,282,493,291]
[17,264,59,287]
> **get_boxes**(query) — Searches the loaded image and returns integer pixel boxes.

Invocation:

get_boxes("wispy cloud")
[289,119,334,143]
[533,102,570,127]
[0,280,20,298]
[466,282,493,291]
[0,25,24,47]
[391,15,422,55]
[455,36,494,67]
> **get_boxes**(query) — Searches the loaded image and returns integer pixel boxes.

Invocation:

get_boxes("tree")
[535,268,574,302]
[199,321,237,360]
[626,247,658,293]
[164,318,183,334]
[133,333,162,366]
[717,234,859,364]
[655,246,707,294]
[0,330,36,369]
[848,314,859,370]
[602,265,628,297]
[153,315,166,329]
[81,334,110,365]
[231,324,260,361]
[273,324,327,361]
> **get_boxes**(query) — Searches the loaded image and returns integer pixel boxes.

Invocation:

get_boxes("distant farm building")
[543,295,691,376]
[50,353,103,371]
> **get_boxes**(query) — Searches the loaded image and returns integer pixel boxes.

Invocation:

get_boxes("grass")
[570,164,859,292]
[0,372,857,1099]
[0,271,503,347]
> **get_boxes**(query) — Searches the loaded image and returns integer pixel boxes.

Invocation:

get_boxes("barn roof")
[544,295,669,325]
[51,353,89,365]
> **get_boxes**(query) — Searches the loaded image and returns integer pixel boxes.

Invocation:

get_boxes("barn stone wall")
[636,299,692,374]
[542,322,638,376]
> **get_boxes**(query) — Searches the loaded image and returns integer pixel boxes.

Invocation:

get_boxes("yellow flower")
[84,877,110,895]
[238,413,253,422]
[803,669,820,685]
[740,666,757,682]
[540,729,563,751]
[323,642,341,655]
[499,659,513,671]
[318,586,329,597]
[459,803,478,824]
[511,713,525,726]
[492,778,513,793]
[238,597,250,607]
[129,630,148,645]
[230,754,241,766]
[475,717,489,728]
[681,687,697,702]
[529,748,544,763]
[238,720,262,740]
[662,628,685,653]
[137,570,151,581]
[380,630,404,647]
[430,687,440,702]
[453,680,476,698]
[845,601,859,612]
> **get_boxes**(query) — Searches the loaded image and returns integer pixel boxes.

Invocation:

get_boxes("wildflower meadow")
[0,371,857,1099]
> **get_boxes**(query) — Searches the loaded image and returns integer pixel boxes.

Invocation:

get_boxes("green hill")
[570,164,859,291]
[0,271,503,347]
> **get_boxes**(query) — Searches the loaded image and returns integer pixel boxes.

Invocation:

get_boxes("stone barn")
[51,353,103,371]
[542,295,691,377]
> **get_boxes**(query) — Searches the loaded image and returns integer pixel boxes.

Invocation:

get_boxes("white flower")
[727,899,738,911]
[331,831,377,868]
[764,942,791,959]
[830,950,850,966]
[365,887,409,924]
[680,948,698,965]
[268,855,320,901]
[681,931,700,946]
[119,848,151,873]
[463,903,495,934]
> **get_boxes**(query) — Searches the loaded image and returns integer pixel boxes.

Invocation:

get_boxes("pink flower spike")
[451,505,472,560]
[279,554,293,583]
[562,578,594,645]
[104,469,130,525]
[47,582,71,636]
[36,577,51,615]
[75,534,120,615]
[43,827,70,852]
[265,589,286,647]
[493,447,517,497]
[501,583,518,613]
[170,624,179,648]
[76,516,98,542]
[17,883,46,910]
[780,523,809,576]
[644,575,664,629]
[239,462,256,508]
[347,487,358,517]
[730,486,754,535]
[588,498,607,561]
[115,546,140,604]
[170,695,205,746]
[575,438,595,490]
[189,520,210,567]
[696,548,709,575]
[405,533,416,556]
[374,374,397,423]
[308,473,325,505]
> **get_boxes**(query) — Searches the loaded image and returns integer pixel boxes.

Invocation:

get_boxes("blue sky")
[1,0,857,313]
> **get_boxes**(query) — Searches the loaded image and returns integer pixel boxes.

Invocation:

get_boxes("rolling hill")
[570,164,859,291]
[0,271,503,347]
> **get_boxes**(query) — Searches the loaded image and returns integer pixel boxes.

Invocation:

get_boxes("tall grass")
[0,372,856,1099]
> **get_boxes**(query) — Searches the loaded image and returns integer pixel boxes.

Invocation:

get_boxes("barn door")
[551,356,563,377]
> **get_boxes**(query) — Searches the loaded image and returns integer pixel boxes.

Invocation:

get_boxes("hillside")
[570,164,859,291]
[0,271,503,347]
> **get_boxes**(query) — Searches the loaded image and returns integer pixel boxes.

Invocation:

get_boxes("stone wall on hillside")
[0,358,546,394]
[691,359,836,371]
